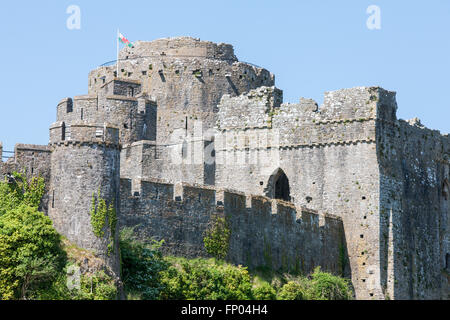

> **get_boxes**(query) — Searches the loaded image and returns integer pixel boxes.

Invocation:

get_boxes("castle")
[0,37,448,300]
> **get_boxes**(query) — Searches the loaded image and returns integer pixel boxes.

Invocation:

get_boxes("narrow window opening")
[80,108,84,120]
[67,100,73,113]
[181,141,188,159]
[52,190,55,208]
[61,122,66,141]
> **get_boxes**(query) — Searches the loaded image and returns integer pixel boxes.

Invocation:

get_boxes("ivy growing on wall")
[203,215,231,260]
[90,190,117,255]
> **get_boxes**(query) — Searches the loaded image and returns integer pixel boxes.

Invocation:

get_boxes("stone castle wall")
[119,178,347,276]
[83,37,275,185]
[48,122,122,277]
[2,37,448,300]
[214,85,449,299]
[0,143,52,212]
[376,117,450,299]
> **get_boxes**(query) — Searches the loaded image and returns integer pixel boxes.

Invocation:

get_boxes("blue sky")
[0,0,449,152]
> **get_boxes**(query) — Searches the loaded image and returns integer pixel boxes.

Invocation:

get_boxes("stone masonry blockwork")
[1,37,448,300]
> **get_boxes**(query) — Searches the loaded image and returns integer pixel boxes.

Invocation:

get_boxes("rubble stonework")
[0,37,448,300]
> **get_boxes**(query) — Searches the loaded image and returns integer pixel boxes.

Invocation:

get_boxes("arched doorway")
[266,168,291,202]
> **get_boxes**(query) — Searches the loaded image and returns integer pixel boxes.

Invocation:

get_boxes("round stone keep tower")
[48,122,121,277]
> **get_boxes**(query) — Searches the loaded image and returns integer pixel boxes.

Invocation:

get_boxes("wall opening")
[61,122,66,141]
[266,168,291,202]
[182,140,188,159]
[67,100,73,113]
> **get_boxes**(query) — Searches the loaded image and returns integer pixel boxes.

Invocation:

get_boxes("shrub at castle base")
[0,173,118,300]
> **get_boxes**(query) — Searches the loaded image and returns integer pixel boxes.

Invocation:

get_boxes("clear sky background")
[0,0,449,153]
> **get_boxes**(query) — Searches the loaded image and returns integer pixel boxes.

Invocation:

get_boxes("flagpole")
[117,28,119,79]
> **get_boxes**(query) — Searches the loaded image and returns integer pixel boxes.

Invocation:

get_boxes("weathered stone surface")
[48,123,121,278]
[119,178,347,277]
[1,37,448,300]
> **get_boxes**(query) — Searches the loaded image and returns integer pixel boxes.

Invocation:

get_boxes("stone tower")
[84,37,275,186]
[48,122,121,277]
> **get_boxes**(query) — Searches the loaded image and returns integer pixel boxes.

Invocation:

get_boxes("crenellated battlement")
[49,122,120,148]
[118,177,345,274]
[217,86,397,132]
[119,37,238,62]
[120,177,341,227]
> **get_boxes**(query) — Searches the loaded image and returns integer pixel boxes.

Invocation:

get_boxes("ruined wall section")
[119,178,346,276]
[376,114,450,300]
[215,86,395,299]
[0,143,51,213]
[48,122,121,277]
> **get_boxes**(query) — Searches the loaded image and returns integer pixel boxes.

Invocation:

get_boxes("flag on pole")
[118,32,134,48]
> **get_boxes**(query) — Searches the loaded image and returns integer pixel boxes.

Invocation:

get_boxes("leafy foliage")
[277,281,307,300]
[38,269,118,300]
[0,173,66,300]
[307,267,353,300]
[203,215,231,260]
[252,282,277,300]
[0,173,45,214]
[277,267,353,300]
[119,227,168,300]
[159,257,253,300]
[0,173,117,300]
[90,191,117,255]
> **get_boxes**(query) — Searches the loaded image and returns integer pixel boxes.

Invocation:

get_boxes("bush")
[0,205,66,299]
[277,268,353,300]
[252,282,277,300]
[0,173,45,214]
[277,281,307,300]
[120,227,168,300]
[308,267,353,300]
[159,258,253,300]
[38,269,118,300]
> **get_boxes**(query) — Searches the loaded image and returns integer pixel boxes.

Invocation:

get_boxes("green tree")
[0,204,66,299]
[203,215,231,260]
[120,227,167,300]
